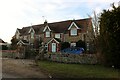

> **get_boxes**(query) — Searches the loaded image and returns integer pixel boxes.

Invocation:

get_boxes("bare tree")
[87,11,100,54]
[88,11,100,38]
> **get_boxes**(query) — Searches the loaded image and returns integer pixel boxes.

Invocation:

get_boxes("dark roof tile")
[17,18,92,35]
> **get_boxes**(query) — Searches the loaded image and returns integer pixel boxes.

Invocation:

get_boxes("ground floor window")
[70,43,76,47]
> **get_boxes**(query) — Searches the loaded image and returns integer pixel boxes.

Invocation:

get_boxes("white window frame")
[55,34,60,38]
[46,31,50,37]
[71,43,76,47]
[24,36,28,40]
[16,34,19,39]
[70,28,77,36]
[31,32,34,38]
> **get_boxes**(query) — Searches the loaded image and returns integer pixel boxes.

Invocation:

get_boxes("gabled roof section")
[19,27,30,35]
[17,40,29,45]
[18,24,45,35]
[47,20,71,33]
[15,28,20,34]
[28,27,35,33]
[47,38,60,45]
[68,22,80,30]
[0,38,6,46]
[0,38,5,43]
[46,18,91,33]
[43,25,51,32]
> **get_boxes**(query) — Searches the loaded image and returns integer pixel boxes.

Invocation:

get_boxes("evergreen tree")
[11,37,19,50]
[99,3,120,68]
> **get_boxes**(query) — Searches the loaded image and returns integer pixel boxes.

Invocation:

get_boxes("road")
[2,58,48,78]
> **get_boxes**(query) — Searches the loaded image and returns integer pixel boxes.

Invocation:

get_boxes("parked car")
[61,47,84,54]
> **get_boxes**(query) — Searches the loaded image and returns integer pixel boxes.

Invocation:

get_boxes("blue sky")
[0,0,119,43]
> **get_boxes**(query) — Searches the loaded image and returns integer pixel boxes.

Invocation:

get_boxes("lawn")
[37,60,120,78]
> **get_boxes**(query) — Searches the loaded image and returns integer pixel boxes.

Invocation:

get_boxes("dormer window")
[70,28,77,36]
[31,32,34,38]
[46,31,50,37]
[68,22,79,36]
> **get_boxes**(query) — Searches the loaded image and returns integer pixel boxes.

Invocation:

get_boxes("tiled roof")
[20,27,30,35]
[32,24,45,34]
[17,18,92,35]
[0,38,5,43]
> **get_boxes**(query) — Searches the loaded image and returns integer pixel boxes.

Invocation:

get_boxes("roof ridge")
[19,18,91,28]
[48,18,91,24]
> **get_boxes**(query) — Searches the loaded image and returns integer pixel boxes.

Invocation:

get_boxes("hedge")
[44,53,97,64]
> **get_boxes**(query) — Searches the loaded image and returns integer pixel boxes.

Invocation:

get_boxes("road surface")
[2,58,48,78]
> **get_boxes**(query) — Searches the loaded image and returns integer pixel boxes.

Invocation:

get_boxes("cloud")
[0,0,119,43]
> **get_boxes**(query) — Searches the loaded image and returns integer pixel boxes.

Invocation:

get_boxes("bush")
[61,42,70,50]
[76,40,86,50]
[25,49,38,59]
[2,45,8,50]
[99,4,120,68]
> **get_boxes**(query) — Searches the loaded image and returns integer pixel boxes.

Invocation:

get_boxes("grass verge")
[37,60,120,78]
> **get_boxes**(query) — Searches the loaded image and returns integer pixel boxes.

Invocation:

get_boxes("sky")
[0,0,119,43]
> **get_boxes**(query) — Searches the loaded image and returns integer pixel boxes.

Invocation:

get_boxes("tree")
[76,40,86,50]
[61,42,70,50]
[34,37,43,49]
[11,37,19,50]
[99,3,120,68]
[88,11,100,53]
[2,45,8,50]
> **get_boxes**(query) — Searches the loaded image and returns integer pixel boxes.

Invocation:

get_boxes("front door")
[52,43,56,52]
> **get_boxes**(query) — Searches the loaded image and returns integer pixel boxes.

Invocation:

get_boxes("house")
[0,38,8,50]
[13,18,93,53]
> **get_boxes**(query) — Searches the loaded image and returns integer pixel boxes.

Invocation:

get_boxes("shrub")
[61,42,70,50]
[76,40,86,50]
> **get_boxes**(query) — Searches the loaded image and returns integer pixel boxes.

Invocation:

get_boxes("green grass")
[37,60,120,78]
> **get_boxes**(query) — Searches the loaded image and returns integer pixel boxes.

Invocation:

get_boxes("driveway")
[2,58,48,78]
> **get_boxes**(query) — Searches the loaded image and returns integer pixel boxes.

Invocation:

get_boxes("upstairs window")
[16,34,19,39]
[55,34,60,38]
[46,31,50,37]
[70,28,77,36]
[31,32,34,38]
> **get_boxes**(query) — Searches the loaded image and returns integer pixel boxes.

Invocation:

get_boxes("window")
[45,44,48,51]
[70,28,77,36]
[16,34,19,39]
[55,34,60,38]
[87,42,89,51]
[24,36,28,40]
[31,32,34,38]
[71,43,76,47]
[46,31,50,37]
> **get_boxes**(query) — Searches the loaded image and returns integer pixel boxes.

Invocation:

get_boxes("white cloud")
[0,0,119,43]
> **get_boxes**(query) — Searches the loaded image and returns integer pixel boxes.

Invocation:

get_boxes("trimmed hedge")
[44,53,97,64]
[2,52,16,58]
